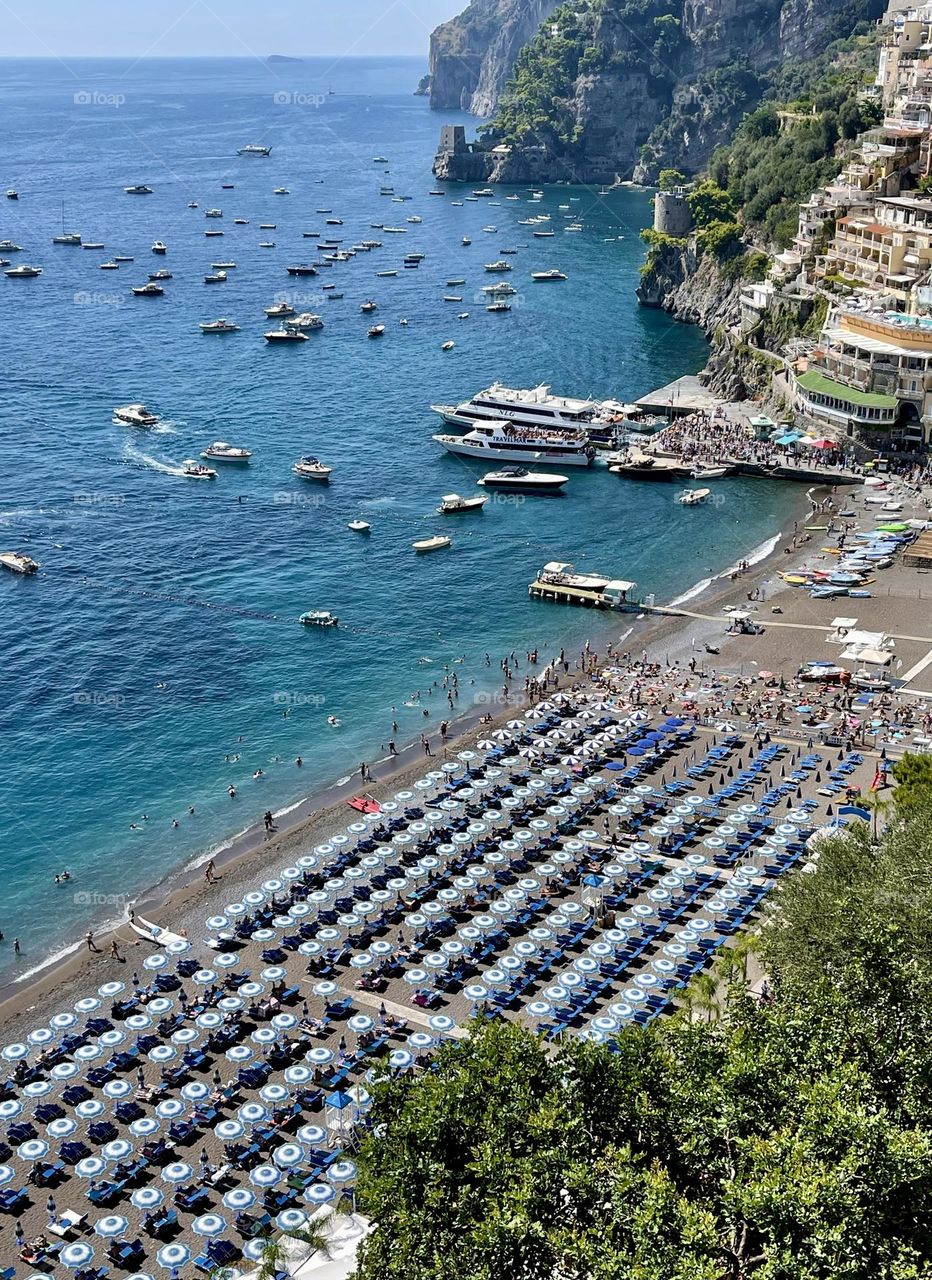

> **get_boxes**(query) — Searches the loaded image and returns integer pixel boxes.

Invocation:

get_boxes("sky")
[0,0,461,57]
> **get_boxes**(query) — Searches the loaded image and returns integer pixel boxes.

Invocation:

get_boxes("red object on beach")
[348,795,381,814]
[809,439,836,450]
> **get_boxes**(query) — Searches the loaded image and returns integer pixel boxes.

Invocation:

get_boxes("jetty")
[529,562,641,610]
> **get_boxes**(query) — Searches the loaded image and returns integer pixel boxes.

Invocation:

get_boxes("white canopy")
[840,645,893,666]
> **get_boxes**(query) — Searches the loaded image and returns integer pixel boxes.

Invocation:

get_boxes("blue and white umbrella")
[102,1139,134,1161]
[192,1212,227,1238]
[297,1123,326,1146]
[181,1081,209,1103]
[23,1080,53,1098]
[131,1187,164,1210]
[17,1139,49,1161]
[226,1045,253,1062]
[143,954,168,971]
[0,1099,22,1120]
[272,1143,305,1168]
[76,1156,108,1178]
[148,1045,176,1063]
[592,1015,620,1034]
[223,1187,256,1210]
[284,1065,314,1086]
[525,1001,553,1020]
[1,1042,28,1062]
[0,1164,15,1186]
[129,1117,161,1138]
[61,1242,95,1268]
[94,1214,129,1238]
[103,1079,133,1100]
[249,1164,281,1188]
[206,915,229,930]
[306,1046,334,1066]
[217,996,242,1013]
[98,980,125,999]
[407,1032,433,1052]
[215,1119,245,1141]
[276,1208,308,1232]
[427,1014,456,1034]
[388,1049,414,1070]
[238,1102,268,1124]
[348,1014,374,1035]
[260,1084,290,1106]
[75,1044,103,1062]
[161,1161,193,1184]
[252,1028,277,1045]
[312,980,338,998]
[74,997,101,1013]
[156,1099,185,1120]
[261,965,287,981]
[304,1182,336,1206]
[327,1159,357,1184]
[192,969,217,985]
[242,1239,266,1262]
[172,1027,199,1046]
[464,983,489,1003]
[27,1027,54,1047]
[50,1011,78,1030]
[48,1118,77,1139]
[156,1244,191,1270]
[402,968,430,986]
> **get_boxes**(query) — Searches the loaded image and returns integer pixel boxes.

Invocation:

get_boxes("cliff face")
[428,0,561,114]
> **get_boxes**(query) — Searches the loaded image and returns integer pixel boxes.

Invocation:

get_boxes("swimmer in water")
[228,785,236,798]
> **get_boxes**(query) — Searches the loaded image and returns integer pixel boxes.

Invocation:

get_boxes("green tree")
[687,180,737,229]
[890,753,932,812]
[658,167,686,191]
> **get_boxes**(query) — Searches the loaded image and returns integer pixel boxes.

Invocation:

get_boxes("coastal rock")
[414,73,432,96]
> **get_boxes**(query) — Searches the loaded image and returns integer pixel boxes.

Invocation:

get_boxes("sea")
[0,56,794,977]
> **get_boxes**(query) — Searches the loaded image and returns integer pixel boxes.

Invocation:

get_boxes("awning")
[840,645,893,665]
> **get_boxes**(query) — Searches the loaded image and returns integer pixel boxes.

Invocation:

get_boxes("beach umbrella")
[102,1079,133,1100]
[464,984,489,1003]
[148,1045,176,1063]
[428,1014,456,1034]
[0,1099,21,1120]
[238,1102,269,1124]
[526,1000,553,1020]
[304,1182,336,1206]
[50,1011,78,1030]
[284,1065,314,1087]
[76,1157,109,1178]
[23,1080,53,1099]
[251,1028,277,1046]
[223,1187,256,1210]
[327,1159,357,1184]
[75,996,101,1013]
[147,997,174,1014]
[214,1119,245,1141]
[260,1083,290,1105]
[156,1099,185,1120]
[94,1214,129,1238]
[192,1212,227,1238]
[277,1207,309,1233]
[242,1238,267,1262]
[407,1031,434,1052]
[388,1049,414,1070]
[27,1027,54,1047]
[249,1164,282,1188]
[143,955,169,972]
[306,1046,335,1066]
[348,1014,375,1035]
[156,1244,191,1270]
[312,980,338,998]
[1,1042,28,1062]
[75,1044,103,1062]
[272,1142,306,1168]
[161,1161,193,1184]
[17,1139,49,1161]
[102,1139,134,1161]
[297,1123,327,1146]
[131,1187,164,1210]
[61,1242,96,1268]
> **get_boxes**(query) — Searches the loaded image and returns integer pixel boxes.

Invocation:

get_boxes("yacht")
[181,459,217,479]
[199,318,240,333]
[237,144,272,156]
[293,456,332,481]
[412,535,451,553]
[202,441,252,462]
[0,551,39,574]
[431,382,623,435]
[286,264,318,276]
[114,403,159,426]
[288,313,324,330]
[477,467,568,494]
[5,264,42,278]
[484,261,512,272]
[531,269,567,281]
[438,493,488,513]
[132,282,163,296]
[265,301,295,318]
[482,282,516,296]
[151,241,167,254]
[124,184,153,195]
[368,324,385,338]
[299,610,338,626]
[265,326,308,342]
[52,207,82,247]
[472,188,494,197]
[433,422,594,467]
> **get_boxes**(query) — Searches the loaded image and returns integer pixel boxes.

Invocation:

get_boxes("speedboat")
[360,300,378,313]
[477,467,568,493]
[299,610,338,626]
[274,187,290,195]
[202,441,251,462]
[0,240,22,252]
[265,301,296,317]
[113,255,134,262]
[5,264,42,277]
[691,466,731,479]
[0,551,39,574]
[288,313,324,330]
[149,269,172,280]
[481,282,516,296]
[205,209,223,218]
[438,493,488,513]
[412,535,451,553]
[181,459,217,479]
[5,188,18,200]
[82,242,105,250]
[237,144,272,156]
[286,264,318,276]
[441,340,455,350]
[462,236,471,246]
[132,282,163,295]
[151,241,167,254]
[234,218,249,225]
[265,326,307,342]
[484,261,512,272]
[199,318,240,333]
[204,271,227,283]
[124,184,153,195]
[367,325,385,338]
[212,261,236,270]
[293,456,332,481]
[348,520,371,533]
[259,241,275,248]
[114,403,159,426]
[533,230,555,238]
[531,269,566,281]
[377,270,398,277]
[676,487,711,506]
[100,261,119,269]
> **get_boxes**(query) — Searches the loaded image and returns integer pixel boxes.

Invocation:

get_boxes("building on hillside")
[815,194,932,301]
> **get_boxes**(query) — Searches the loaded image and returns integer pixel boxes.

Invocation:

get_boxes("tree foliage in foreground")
[355,799,932,1280]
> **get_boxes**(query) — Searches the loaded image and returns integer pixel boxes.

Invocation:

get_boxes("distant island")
[267,54,303,63]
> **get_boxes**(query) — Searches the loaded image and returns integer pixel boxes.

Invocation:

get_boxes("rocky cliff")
[428,0,561,114]
[434,0,885,184]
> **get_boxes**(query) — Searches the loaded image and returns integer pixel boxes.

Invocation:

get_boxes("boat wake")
[666,532,782,608]
[123,444,189,477]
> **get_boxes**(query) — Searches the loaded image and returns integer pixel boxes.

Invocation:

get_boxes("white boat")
[293,456,332,481]
[441,340,455,350]
[5,188,17,199]
[265,301,295,317]
[113,403,159,426]
[412,535,451,553]
[531,269,566,281]
[438,493,488,513]
[205,208,223,218]
[486,301,511,313]
[0,551,39,575]
[151,241,167,254]
[149,269,172,281]
[202,441,252,462]
[132,282,163,295]
[287,313,324,330]
[181,459,217,479]
[348,520,371,532]
[124,184,153,194]
[677,487,711,506]
[434,422,593,466]
[52,203,82,246]
[431,382,620,434]
[533,230,555,238]
[368,324,385,338]
[237,144,272,156]
[4,264,41,277]
[129,914,188,947]
[99,261,119,270]
[199,318,240,332]
[204,271,226,283]
[0,240,22,252]
[360,301,378,313]
[266,327,308,342]
[477,467,568,493]
[481,282,517,296]
[299,610,338,626]
[274,187,290,195]
[690,466,731,479]
[484,261,512,272]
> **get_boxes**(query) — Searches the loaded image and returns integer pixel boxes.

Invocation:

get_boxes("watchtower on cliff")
[654,189,693,236]
[436,124,468,160]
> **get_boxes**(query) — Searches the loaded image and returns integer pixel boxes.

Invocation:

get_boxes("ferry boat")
[300,610,338,626]
[438,493,488,513]
[433,423,594,467]
[181,459,217,479]
[124,184,153,194]
[237,144,272,156]
[114,403,159,426]
[432,383,616,434]
[477,467,568,494]
[199,318,240,333]
[293,456,332,481]
[202,441,251,461]
[0,551,39,575]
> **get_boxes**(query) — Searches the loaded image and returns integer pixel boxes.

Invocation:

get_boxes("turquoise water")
[0,57,791,970]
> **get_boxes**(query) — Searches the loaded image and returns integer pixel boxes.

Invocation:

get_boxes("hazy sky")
[0,0,461,57]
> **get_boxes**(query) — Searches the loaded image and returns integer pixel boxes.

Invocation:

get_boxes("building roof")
[796,370,899,408]
[826,325,929,356]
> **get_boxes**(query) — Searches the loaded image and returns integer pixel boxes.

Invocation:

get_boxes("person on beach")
[109,939,123,962]
[86,930,99,953]
[264,810,275,833]
[388,740,398,756]
[204,859,217,885]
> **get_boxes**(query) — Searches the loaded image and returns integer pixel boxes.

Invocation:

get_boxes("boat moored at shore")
[434,422,594,467]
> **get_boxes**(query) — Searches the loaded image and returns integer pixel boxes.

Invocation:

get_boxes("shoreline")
[0,480,820,1034]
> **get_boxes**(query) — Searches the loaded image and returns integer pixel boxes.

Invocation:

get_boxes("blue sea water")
[0,56,792,972]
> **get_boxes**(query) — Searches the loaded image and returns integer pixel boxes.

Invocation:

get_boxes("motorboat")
[266,326,308,342]
[82,242,105,250]
[377,270,398,278]
[5,188,18,199]
[484,261,512,272]
[212,261,236,270]
[367,325,385,338]
[348,520,371,532]
[293,456,332,481]
[360,301,378,313]
[407,215,422,223]
[151,241,167,254]
[114,403,159,426]
[0,551,39,574]
[99,261,119,269]
[434,422,593,466]
[299,610,338,626]
[0,240,22,252]
[533,230,555,238]
[274,187,290,195]
[132,282,163,295]
[113,255,134,262]
[326,292,344,300]
[447,278,466,286]
[5,264,42,277]
[438,493,488,513]
[462,236,471,246]
[326,217,343,225]
[288,313,324,330]
[482,282,517,296]
[205,230,224,237]
[444,295,462,302]
[237,144,272,156]
[188,201,199,208]
[482,225,497,233]
[610,452,688,480]
[205,209,223,218]
[486,302,511,313]
[201,441,252,462]
[676,487,711,506]
[199,318,240,333]
[124,184,153,194]
[441,340,455,350]
[531,269,566,281]
[691,466,731,479]
[234,218,249,225]
[149,269,172,280]
[265,301,295,318]
[259,241,275,248]
[286,264,318,276]
[477,467,568,494]
[260,223,277,230]
[181,459,217,479]
[412,535,451,553]
[204,271,227,283]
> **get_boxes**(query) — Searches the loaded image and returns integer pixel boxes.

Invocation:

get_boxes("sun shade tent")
[840,645,893,666]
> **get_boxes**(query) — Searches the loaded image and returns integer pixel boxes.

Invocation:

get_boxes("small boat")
[447,278,466,286]
[0,240,22,252]
[0,551,39,574]
[407,215,422,223]
[212,261,236,270]
[265,326,308,342]
[462,237,471,245]
[531,268,566,281]
[293,456,332,480]
[81,242,105,250]
[286,264,318,276]
[124,184,153,195]
[368,324,385,338]
[4,264,42,278]
[205,230,225,237]
[222,184,234,190]
[188,201,199,208]
[204,272,227,283]
[274,187,290,195]
[114,403,159,426]
[259,241,275,248]
[199,318,240,333]
[234,218,249,225]
[99,261,119,270]
[149,269,172,280]
[113,255,134,262]
[237,144,272,156]
[52,208,82,246]
[444,295,462,302]
[441,340,455,350]
[202,441,252,461]
[205,209,223,218]
[131,282,163,295]
[486,301,511,313]
[372,155,388,163]
[288,313,324,330]
[690,466,731,479]
[300,610,338,626]
[676,488,711,506]
[458,312,469,319]
[326,292,344,300]
[260,223,277,230]
[326,218,343,225]
[412,535,451,553]
[151,241,167,254]
[348,520,371,533]
[181,459,217,479]
[6,189,18,199]
[376,270,398,277]
[360,301,378,313]
[438,493,488,513]
[478,467,568,494]
[533,230,555,238]
[265,301,295,317]
[484,261,512,272]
